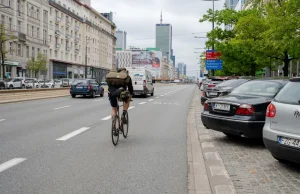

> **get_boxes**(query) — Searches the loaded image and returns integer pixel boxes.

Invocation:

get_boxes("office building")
[0,0,117,80]
[155,11,172,59]
[0,0,50,78]
[116,30,127,50]
[183,64,186,76]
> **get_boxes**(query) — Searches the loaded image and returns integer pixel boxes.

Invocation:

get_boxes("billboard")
[132,51,162,68]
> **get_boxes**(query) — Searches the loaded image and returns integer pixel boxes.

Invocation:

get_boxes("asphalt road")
[0,84,196,194]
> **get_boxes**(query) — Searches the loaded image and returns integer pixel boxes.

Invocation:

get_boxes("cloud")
[92,0,225,76]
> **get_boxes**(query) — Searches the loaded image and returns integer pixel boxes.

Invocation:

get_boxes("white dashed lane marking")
[0,119,6,122]
[56,127,91,141]
[0,158,27,174]
[148,99,154,101]
[139,102,146,105]
[54,105,71,110]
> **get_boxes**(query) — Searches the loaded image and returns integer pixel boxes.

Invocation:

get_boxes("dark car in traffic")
[70,79,104,98]
[201,79,251,105]
[201,79,288,138]
[0,80,5,89]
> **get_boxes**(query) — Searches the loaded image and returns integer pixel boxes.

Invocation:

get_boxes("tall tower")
[155,11,172,59]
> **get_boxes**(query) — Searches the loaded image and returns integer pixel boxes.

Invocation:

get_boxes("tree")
[260,0,300,76]
[26,52,48,78]
[0,24,16,78]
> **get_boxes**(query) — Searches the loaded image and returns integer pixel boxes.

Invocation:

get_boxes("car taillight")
[236,104,255,115]
[70,86,72,90]
[143,80,146,87]
[88,84,91,90]
[266,103,276,118]
[208,84,216,88]
[202,91,205,97]
[204,101,209,111]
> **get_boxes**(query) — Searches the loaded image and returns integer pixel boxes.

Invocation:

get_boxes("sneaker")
[122,112,127,124]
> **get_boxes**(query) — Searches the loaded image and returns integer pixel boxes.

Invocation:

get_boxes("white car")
[40,79,61,88]
[25,78,40,88]
[5,78,26,89]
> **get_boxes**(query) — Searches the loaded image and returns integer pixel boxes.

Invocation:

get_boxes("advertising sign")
[206,50,222,70]
[132,51,162,68]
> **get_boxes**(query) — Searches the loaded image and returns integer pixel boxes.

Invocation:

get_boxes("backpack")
[106,69,130,87]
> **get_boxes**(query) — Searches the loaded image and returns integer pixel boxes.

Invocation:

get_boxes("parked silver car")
[263,77,300,163]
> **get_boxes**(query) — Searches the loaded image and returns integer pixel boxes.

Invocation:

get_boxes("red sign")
[206,50,221,60]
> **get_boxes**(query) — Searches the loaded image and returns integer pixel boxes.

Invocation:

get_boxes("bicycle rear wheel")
[111,115,119,146]
[122,112,129,138]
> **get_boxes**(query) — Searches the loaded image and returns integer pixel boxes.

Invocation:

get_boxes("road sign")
[206,50,221,60]
[206,60,223,70]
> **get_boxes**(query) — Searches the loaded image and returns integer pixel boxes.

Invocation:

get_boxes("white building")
[0,0,116,81]
[116,30,126,50]
[48,0,116,81]
[0,0,50,78]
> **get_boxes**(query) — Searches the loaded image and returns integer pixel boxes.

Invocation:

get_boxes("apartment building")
[0,0,50,78]
[48,0,116,81]
[0,0,116,81]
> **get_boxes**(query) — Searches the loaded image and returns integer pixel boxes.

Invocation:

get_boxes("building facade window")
[17,21,21,32]
[32,47,35,58]
[26,46,29,58]
[37,27,40,38]
[9,42,13,55]
[17,44,21,56]
[9,18,12,30]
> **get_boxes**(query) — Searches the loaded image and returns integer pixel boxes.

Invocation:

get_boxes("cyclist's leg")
[109,95,118,118]
[123,95,132,111]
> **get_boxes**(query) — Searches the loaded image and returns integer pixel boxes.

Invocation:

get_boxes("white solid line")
[148,99,154,101]
[156,97,159,98]
[56,127,91,141]
[54,105,71,110]
[0,158,27,174]
[93,99,103,102]
[102,116,111,120]
[0,119,6,122]
[128,106,135,110]
[139,102,146,105]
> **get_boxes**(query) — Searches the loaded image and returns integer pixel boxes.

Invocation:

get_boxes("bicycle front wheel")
[122,112,129,138]
[111,115,119,146]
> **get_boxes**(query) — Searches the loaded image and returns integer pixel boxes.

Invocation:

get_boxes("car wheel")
[51,85,54,88]
[100,90,104,97]
[9,85,13,89]
[143,92,148,98]
[71,94,76,98]
[92,91,96,98]
[151,89,154,96]
[22,84,25,89]
[0,85,4,90]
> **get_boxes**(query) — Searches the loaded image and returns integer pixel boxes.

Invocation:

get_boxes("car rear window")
[231,81,281,97]
[72,79,88,85]
[274,82,300,105]
[217,79,248,87]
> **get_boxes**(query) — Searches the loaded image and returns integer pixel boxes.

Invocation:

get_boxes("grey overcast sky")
[92,0,225,77]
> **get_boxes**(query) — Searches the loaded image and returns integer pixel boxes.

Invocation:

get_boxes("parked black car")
[70,79,104,98]
[201,79,288,138]
[201,79,250,105]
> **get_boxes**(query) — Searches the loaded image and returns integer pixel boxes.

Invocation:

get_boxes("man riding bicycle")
[107,67,133,124]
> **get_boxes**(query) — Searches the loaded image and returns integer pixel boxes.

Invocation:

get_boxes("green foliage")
[199,0,300,76]
[26,53,48,78]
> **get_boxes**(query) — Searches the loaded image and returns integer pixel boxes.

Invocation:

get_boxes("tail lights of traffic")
[208,84,216,88]
[88,84,91,90]
[236,104,255,115]
[266,103,276,118]
[143,80,146,88]
[204,101,210,111]
[202,91,205,97]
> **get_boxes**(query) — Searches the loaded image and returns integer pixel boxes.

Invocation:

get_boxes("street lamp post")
[203,0,219,76]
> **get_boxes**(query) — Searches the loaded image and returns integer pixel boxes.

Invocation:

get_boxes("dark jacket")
[108,75,133,95]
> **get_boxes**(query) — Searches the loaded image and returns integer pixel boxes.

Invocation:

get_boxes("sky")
[92,0,225,77]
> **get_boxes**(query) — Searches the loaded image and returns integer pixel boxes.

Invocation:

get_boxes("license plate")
[213,103,230,111]
[209,92,218,96]
[278,136,300,148]
[76,86,83,89]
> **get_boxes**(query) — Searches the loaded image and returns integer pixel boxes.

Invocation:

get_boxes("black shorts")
[109,93,118,108]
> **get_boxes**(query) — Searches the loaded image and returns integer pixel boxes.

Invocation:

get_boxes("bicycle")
[111,99,130,146]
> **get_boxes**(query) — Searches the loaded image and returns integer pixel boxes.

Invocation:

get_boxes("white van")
[127,67,154,98]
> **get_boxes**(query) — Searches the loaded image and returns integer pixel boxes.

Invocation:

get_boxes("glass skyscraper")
[155,24,172,59]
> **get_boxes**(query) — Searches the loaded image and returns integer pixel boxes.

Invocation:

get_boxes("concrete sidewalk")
[187,88,236,194]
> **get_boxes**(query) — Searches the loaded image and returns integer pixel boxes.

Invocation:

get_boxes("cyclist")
[107,68,133,124]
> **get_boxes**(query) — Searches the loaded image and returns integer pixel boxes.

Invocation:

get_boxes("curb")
[187,88,236,194]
